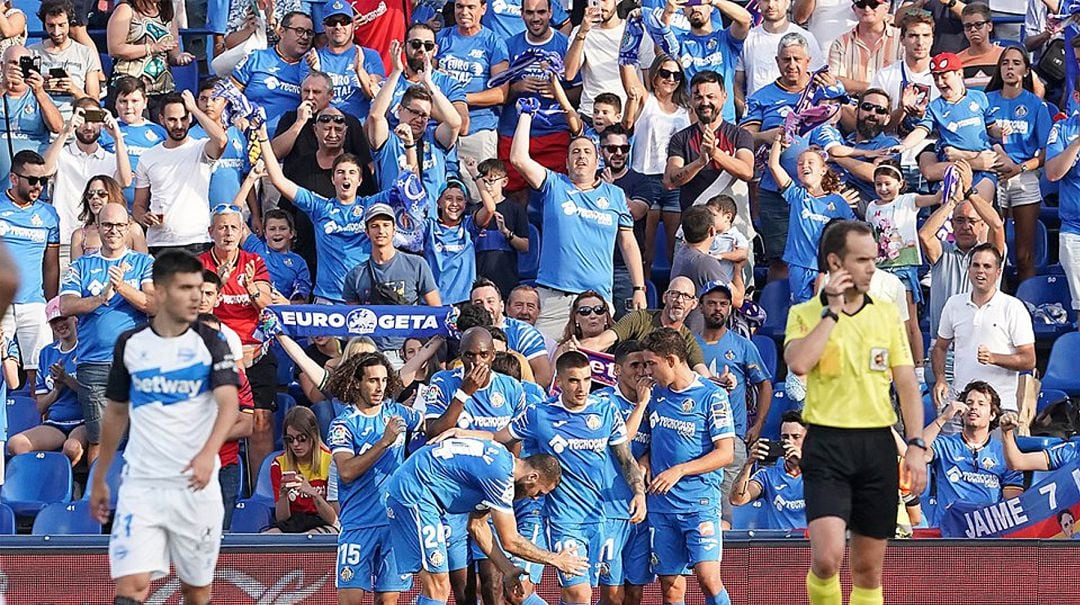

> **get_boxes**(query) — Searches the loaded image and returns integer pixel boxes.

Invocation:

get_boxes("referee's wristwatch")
[820,307,839,322]
[906,437,928,451]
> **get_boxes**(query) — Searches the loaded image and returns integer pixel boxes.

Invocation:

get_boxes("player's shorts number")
[598,537,616,562]
[422,524,450,549]
[338,543,363,566]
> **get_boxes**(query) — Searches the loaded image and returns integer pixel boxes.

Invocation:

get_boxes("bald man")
[579,277,713,378]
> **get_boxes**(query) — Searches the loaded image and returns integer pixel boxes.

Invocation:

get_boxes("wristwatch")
[632,286,647,292]
[906,437,928,451]
[820,308,839,322]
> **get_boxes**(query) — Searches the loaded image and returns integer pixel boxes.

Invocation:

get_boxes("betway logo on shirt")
[130,363,210,407]
[133,375,203,395]
[561,201,614,226]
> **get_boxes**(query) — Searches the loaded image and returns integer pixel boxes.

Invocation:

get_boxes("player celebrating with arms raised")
[784,220,926,605]
[90,250,240,605]
[639,328,736,605]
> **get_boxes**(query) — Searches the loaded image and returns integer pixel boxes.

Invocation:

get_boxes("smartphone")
[281,470,299,487]
[83,108,107,123]
[49,67,68,79]
[759,439,786,465]
[18,55,40,79]
[911,83,930,107]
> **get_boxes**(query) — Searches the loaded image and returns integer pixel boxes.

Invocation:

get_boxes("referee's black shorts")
[801,425,899,540]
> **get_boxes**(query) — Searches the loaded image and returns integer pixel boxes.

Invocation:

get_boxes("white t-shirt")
[735,23,826,98]
[134,137,215,247]
[630,94,690,176]
[27,39,101,121]
[870,269,910,322]
[866,193,923,268]
[804,0,857,54]
[572,21,626,116]
[937,290,1036,412]
[54,143,119,244]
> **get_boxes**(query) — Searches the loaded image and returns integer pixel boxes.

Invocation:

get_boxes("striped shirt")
[827,24,903,86]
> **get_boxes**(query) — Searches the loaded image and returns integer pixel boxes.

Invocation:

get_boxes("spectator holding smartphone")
[266,406,337,534]
[729,410,807,530]
[28,0,101,120]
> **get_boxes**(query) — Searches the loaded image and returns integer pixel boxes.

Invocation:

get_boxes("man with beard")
[600,125,652,320]
[656,0,752,123]
[830,89,900,211]
[497,0,580,194]
[41,97,132,272]
[510,100,648,340]
[230,11,312,135]
[694,280,772,527]
[28,0,101,120]
[665,70,754,214]
[579,276,713,378]
[133,91,227,256]
[384,23,469,136]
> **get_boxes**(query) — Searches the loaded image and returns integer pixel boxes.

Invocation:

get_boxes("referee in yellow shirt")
[784,221,927,605]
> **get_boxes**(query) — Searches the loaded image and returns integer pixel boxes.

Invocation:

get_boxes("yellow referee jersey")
[784,294,913,429]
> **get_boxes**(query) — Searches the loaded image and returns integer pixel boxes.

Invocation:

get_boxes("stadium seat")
[1041,332,1080,396]
[252,450,284,502]
[1015,436,1065,453]
[273,393,297,451]
[517,224,541,280]
[759,385,797,441]
[31,501,101,535]
[0,503,14,535]
[82,453,125,509]
[751,334,778,380]
[1,452,73,516]
[756,280,791,340]
[644,280,658,309]
[98,53,114,81]
[6,396,41,438]
[731,500,766,530]
[1004,219,1048,275]
[172,62,200,97]
[313,400,347,442]
[1037,389,1069,414]
[274,343,295,388]
[1016,275,1076,338]
[230,498,275,533]
[922,393,936,429]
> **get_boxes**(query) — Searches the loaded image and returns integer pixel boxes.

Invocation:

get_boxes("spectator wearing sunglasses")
[554,290,614,359]
[267,406,337,534]
[830,89,900,209]
[383,24,469,137]
[826,0,902,96]
[578,276,712,377]
[308,0,385,124]
[599,125,653,320]
[133,92,228,256]
[230,11,312,134]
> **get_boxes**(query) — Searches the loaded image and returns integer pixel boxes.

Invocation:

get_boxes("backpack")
[1030,394,1080,440]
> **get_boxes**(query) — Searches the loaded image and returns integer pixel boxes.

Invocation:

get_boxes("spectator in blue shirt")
[467,158,529,298]
[193,78,254,222]
[1045,78,1080,320]
[729,410,807,531]
[921,380,1023,527]
[310,0,384,122]
[482,0,570,40]
[231,11,312,134]
[436,0,510,200]
[469,278,552,387]
[388,23,470,133]
[240,206,312,303]
[100,77,166,210]
[830,88,900,211]
[0,45,63,184]
[423,177,476,305]
[509,107,648,341]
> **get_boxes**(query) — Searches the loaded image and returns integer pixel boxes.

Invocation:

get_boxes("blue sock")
[416,597,446,605]
[522,594,548,605]
[706,589,732,605]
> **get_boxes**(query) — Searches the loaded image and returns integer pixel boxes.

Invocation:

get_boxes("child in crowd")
[423,177,477,305]
[467,158,529,298]
[768,136,855,303]
[674,194,749,284]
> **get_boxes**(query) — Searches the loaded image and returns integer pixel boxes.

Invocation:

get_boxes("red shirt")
[350,0,409,73]
[199,249,270,345]
[219,370,254,466]
[270,445,332,516]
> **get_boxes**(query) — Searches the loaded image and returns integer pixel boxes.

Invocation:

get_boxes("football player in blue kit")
[385,437,589,605]
[592,341,655,605]
[640,328,736,605]
[326,351,424,605]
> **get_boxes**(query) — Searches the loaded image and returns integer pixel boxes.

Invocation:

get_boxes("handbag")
[1036,37,1066,85]
[211,9,268,77]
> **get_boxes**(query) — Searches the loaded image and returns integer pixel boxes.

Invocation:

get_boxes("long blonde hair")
[340,336,377,364]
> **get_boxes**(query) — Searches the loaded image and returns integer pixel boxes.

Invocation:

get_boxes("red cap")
[930,53,963,74]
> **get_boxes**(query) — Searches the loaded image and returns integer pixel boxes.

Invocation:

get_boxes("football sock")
[706,588,732,605]
[806,569,842,605]
[850,585,884,605]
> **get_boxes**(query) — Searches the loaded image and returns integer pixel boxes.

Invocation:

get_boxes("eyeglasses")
[576,304,607,316]
[852,0,883,8]
[284,434,310,445]
[951,217,983,226]
[99,221,127,232]
[211,203,243,215]
[963,20,989,31]
[666,291,696,302]
[656,68,682,81]
[14,173,48,187]
[316,114,346,124]
[86,189,109,199]
[324,16,351,27]
[603,144,630,154]
[408,39,436,51]
[283,25,314,38]
[859,102,890,116]
[401,105,430,120]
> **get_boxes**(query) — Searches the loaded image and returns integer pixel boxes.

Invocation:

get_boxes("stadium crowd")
[1,0,1080,601]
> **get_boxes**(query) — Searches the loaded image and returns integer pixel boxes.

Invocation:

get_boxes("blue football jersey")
[642,375,735,514]
[240,234,312,301]
[314,44,385,121]
[986,89,1052,165]
[434,27,510,133]
[423,216,478,305]
[190,124,250,206]
[1045,441,1080,470]
[931,434,1022,511]
[781,184,855,271]
[508,396,628,524]
[0,197,60,304]
[696,331,770,437]
[387,438,516,515]
[371,129,451,213]
[35,340,81,426]
[497,31,578,137]
[593,385,649,520]
[231,47,305,134]
[427,368,525,431]
[674,28,743,122]
[1046,115,1080,236]
[918,90,995,153]
[327,402,423,529]
[60,250,154,363]
[750,462,806,530]
[499,317,548,361]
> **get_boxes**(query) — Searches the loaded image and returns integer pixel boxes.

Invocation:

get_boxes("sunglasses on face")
[963,20,989,31]
[211,203,243,215]
[86,189,109,199]
[15,173,48,187]
[603,144,630,154]
[316,114,346,124]
[408,39,436,51]
[325,16,351,27]
[859,102,890,116]
[284,434,310,445]
[576,304,607,316]
[852,0,883,8]
[656,68,682,81]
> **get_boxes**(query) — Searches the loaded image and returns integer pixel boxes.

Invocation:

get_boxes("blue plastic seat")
[644,280,658,309]
[172,62,199,96]
[731,500,766,530]
[0,503,14,535]
[229,498,275,533]
[651,228,671,285]
[273,393,297,451]
[313,399,348,442]
[98,53,114,81]
[81,453,125,509]
[6,396,41,438]
[273,343,296,388]
[252,450,284,502]
[517,224,541,280]
[1016,435,1066,453]
[1004,219,1048,275]
[1,452,72,516]
[756,280,791,340]
[31,501,101,535]
[1037,389,1069,414]
[1042,332,1080,396]
[1016,275,1076,338]
[751,334,778,380]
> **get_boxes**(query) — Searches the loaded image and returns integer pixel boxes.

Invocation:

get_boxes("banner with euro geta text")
[262,305,459,339]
